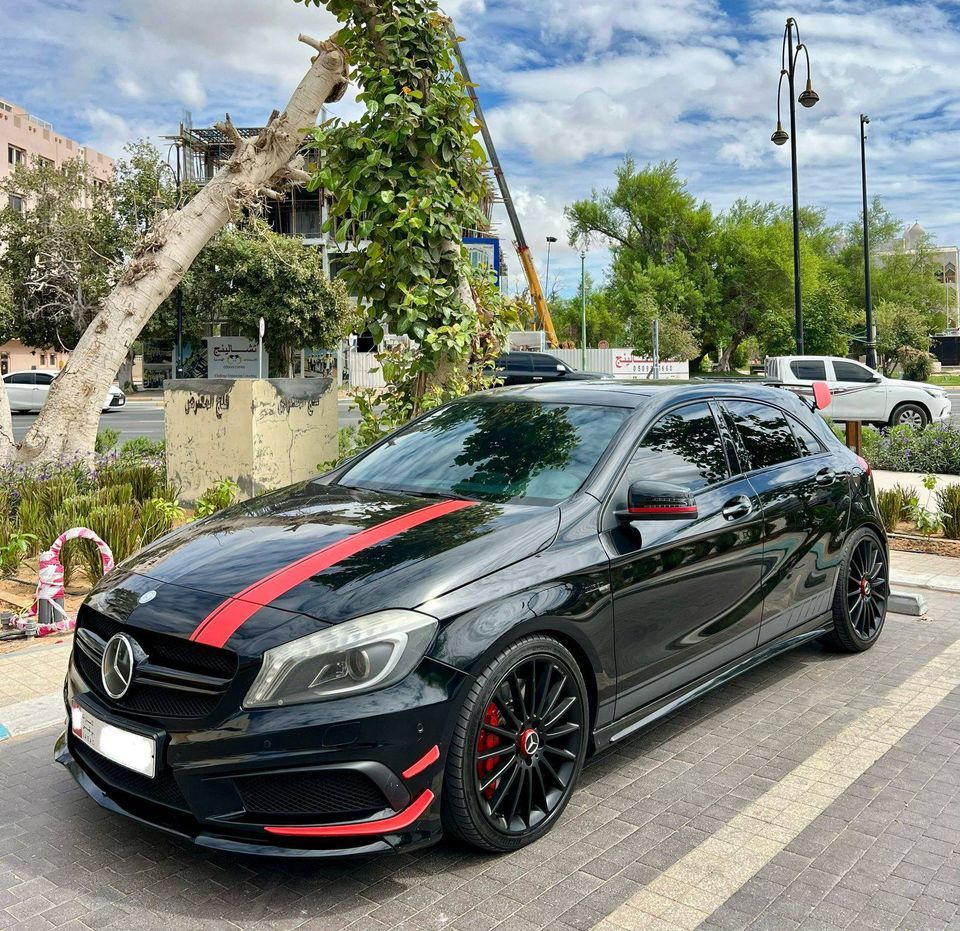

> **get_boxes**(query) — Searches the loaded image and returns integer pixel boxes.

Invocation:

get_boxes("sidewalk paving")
[0,548,956,743]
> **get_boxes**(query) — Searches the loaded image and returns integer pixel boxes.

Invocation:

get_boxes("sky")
[2,0,959,297]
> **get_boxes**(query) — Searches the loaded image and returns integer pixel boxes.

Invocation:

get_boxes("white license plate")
[71,702,157,778]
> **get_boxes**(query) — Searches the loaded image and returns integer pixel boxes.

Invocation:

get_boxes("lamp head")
[546,236,558,243]
[798,78,819,108]
[771,121,789,146]
[861,114,870,125]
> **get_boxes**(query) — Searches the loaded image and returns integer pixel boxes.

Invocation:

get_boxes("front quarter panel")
[421,494,617,729]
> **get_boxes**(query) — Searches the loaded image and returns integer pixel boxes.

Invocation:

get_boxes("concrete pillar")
[164,378,338,505]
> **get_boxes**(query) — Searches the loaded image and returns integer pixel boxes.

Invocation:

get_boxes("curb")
[890,571,960,596]
[0,691,63,742]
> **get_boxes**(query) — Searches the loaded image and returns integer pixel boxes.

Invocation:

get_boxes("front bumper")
[57,649,467,857]
[932,396,951,424]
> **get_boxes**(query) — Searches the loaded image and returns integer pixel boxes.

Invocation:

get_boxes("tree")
[872,300,933,375]
[0,159,120,351]
[549,273,630,348]
[301,0,491,413]
[565,158,714,356]
[191,221,353,375]
[0,32,349,463]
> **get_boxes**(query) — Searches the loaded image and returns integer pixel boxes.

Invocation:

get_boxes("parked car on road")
[494,351,613,386]
[58,380,886,857]
[765,355,950,428]
[2,370,126,414]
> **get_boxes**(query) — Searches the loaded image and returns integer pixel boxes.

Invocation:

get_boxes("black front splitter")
[55,732,438,859]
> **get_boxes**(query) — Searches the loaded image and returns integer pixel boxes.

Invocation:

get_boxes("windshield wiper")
[408,489,477,503]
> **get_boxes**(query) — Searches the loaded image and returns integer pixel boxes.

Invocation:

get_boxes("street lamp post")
[580,247,587,370]
[157,145,184,377]
[860,114,877,370]
[545,236,558,300]
[771,17,820,355]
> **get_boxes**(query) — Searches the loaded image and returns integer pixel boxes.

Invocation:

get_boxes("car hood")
[84,481,559,655]
[889,378,943,394]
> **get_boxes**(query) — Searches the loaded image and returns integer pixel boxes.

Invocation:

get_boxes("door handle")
[815,468,836,487]
[722,496,752,520]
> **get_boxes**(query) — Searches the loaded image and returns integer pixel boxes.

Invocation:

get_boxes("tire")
[889,402,929,430]
[442,636,588,852]
[824,527,888,653]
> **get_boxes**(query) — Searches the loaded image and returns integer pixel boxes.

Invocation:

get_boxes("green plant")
[98,483,134,509]
[861,424,960,475]
[937,483,960,540]
[900,349,934,382]
[139,497,185,546]
[195,479,240,519]
[95,428,120,454]
[906,474,949,537]
[119,436,165,459]
[0,529,37,575]
[95,459,163,503]
[876,488,907,533]
[79,503,139,581]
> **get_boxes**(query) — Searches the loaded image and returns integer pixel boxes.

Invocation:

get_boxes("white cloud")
[3,0,958,293]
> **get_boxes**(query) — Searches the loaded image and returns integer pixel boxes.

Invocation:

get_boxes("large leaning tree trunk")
[0,33,348,464]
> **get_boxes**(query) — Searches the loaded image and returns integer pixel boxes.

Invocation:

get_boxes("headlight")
[924,388,946,399]
[243,609,438,708]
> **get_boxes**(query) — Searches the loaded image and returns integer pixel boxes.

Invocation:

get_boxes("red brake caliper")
[477,702,502,800]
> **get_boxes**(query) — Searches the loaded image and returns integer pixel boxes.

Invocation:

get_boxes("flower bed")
[862,424,960,475]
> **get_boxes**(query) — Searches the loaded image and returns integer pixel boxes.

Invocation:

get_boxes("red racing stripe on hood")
[188,499,475,648]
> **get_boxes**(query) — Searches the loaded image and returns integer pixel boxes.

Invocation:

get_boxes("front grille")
[79,607,237,677]
[75,606,237,720]
[235,770,389,820]
[71,737,189,811]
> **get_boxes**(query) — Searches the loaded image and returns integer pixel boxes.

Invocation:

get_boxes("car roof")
[482,379,814,411]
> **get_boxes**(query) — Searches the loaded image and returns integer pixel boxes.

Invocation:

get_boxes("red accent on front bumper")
[263,789,435,837]
[401,744,440,779]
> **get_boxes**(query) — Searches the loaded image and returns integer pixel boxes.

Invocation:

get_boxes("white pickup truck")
[765,356,951,429]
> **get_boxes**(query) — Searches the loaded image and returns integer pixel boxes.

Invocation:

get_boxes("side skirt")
[592,614,834,752]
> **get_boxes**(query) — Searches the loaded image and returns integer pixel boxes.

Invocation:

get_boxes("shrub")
[937,483,960,540]
[119,437,165,460]
[0,528,37,575]
[95,458,162,503]
[139,498,185,546]
[195,479,240,519]
[79,503,140,580]
[876,488,907,533]
[95,428,120,454]
[862,424,960,475]
[900,350,934,383]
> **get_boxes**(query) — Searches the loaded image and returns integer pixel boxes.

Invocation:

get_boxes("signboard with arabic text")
[206,337,268,379]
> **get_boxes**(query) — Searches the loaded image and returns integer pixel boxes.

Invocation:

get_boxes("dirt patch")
[888,533,960,558]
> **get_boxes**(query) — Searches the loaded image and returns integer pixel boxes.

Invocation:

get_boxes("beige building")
[1,96,113,212]
[0,339,66,376]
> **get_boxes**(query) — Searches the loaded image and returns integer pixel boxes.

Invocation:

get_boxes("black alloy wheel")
[827,528,888,652]
[443,637,587,851]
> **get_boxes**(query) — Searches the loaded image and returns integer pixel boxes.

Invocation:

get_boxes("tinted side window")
[627,403,729,491]
[790,417,825,456]
[511,354,534,373]
[34,373,54,385]
[723,401,800,470]
[833,361,874,383]
[532,354,559,374]
[8,373,34,385]
[790,360,826,380]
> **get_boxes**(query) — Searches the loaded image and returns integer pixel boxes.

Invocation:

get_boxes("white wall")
[552,349,689,380]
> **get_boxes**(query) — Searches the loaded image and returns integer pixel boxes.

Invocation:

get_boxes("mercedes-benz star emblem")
[520,728,540,757]
[138,590,157,605]
[101,633,137,699]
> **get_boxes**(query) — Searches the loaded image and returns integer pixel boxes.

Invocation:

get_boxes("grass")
[929,375,960,387]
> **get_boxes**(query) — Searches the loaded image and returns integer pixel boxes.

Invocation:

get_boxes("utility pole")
[580,248,587,370]
[860,114,877,369]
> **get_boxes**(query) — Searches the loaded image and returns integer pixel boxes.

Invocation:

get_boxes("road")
[9,398,363,445]
[10,392,960,446]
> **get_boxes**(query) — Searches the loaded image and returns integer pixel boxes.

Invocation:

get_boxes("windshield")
[338,398,629,505]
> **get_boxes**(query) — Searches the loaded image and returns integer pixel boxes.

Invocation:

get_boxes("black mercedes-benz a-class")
[57,381,887,857]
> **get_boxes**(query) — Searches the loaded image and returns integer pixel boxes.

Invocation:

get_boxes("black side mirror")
[617,481,698,521]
